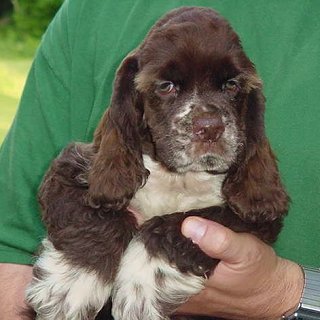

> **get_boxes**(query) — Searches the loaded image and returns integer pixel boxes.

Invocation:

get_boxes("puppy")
[26,7,289,320]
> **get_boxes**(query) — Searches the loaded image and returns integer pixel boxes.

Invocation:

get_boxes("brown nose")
[192,113,225,142]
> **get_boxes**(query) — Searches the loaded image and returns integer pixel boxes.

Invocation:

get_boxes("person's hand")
[0,263,33,320]
[178,217,304,320]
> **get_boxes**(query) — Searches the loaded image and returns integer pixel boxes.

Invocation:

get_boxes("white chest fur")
[130,155,225,220]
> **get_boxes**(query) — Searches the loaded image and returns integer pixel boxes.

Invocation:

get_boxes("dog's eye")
[156,81,176,96]
[222,79,240,94]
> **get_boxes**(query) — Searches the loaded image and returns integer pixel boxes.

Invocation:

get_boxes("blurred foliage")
[0,0,63,143]
[0,0,63,42]
[12,0,64,38]
[0,0,13,18]
[0,0,64,58]
[0,28,39,58]
[0,58,31,143]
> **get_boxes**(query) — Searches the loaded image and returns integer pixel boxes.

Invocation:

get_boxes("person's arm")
[0,264,33,319]
[0,1,80,318]
[179,217,304,319]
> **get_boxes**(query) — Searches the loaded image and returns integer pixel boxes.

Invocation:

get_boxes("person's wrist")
[277,259,304,319]
[253,257,304,320]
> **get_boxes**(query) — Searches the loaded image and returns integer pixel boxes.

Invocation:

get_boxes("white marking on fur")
[172,90,200,131]
[175,100,194,121]
[72,143,91,170]
[112,239,204,320]
[221,114,240,151]
[175,103,192,120]
[130,155,225,220]
[26,239,111,320]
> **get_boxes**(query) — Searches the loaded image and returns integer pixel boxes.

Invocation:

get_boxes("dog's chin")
[153,140,237,174]
[175,157,231,173]
[165,151,233,174]
[176,141,236,173]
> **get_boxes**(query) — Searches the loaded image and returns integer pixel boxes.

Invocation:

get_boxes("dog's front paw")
[112,238,205,320]
[26,239,112,320]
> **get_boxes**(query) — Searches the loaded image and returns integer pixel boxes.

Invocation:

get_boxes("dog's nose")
[192,113,225,142]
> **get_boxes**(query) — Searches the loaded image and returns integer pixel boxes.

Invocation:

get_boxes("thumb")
[181,217,247,263]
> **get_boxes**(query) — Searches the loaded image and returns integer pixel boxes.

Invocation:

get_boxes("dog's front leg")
[112,206,283,320]
[26,208,138,320]
[26,239,114,320]
[111,211,216,320]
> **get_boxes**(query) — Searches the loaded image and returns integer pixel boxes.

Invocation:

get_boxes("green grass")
[0,58,33,144]
[0,27,37,144]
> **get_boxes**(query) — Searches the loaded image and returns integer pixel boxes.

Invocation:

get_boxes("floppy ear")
[222,88,289,222]
[88,55,149,208]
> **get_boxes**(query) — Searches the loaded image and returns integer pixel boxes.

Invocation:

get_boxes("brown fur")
[30,6,289,320]
[88,56,149,208]
[39,143,139,280]
[222,87,289,222]
[87,6,288,222]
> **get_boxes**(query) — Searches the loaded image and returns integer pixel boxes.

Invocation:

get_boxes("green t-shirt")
[0,0,319,266]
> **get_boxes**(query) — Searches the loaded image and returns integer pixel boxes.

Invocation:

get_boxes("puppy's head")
[136,7,260,173]
[89,7,289,221]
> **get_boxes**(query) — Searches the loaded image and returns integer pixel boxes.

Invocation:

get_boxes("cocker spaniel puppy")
[26,7,289,320]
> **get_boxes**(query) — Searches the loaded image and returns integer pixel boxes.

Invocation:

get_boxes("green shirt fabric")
[0,0,319,267]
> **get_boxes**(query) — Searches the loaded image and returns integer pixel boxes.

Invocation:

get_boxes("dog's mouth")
[174,151,233,173]
[146,109,240,173]
[162,138,233,173]
[190,139,227,156]
[149,135,238,174]
[147,133,236,173]
[168,121,240,173]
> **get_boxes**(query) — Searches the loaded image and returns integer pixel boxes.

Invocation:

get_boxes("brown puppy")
[26,7,289,320]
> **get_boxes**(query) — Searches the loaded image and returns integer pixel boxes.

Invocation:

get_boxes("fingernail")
[182,218,207,244]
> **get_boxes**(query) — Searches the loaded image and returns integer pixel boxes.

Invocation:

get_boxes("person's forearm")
[0,263,33,320]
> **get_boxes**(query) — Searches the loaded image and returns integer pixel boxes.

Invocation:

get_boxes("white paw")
[26,239,112,320]
[112,239,204,320]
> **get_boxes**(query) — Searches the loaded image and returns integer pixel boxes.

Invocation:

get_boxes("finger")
[181,217,250,263]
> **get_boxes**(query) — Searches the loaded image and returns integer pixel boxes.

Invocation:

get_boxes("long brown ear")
[222,88,289,222]
[88,55,149,208]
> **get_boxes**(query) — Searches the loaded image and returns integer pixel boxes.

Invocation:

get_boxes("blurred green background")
[0,0,63,144]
